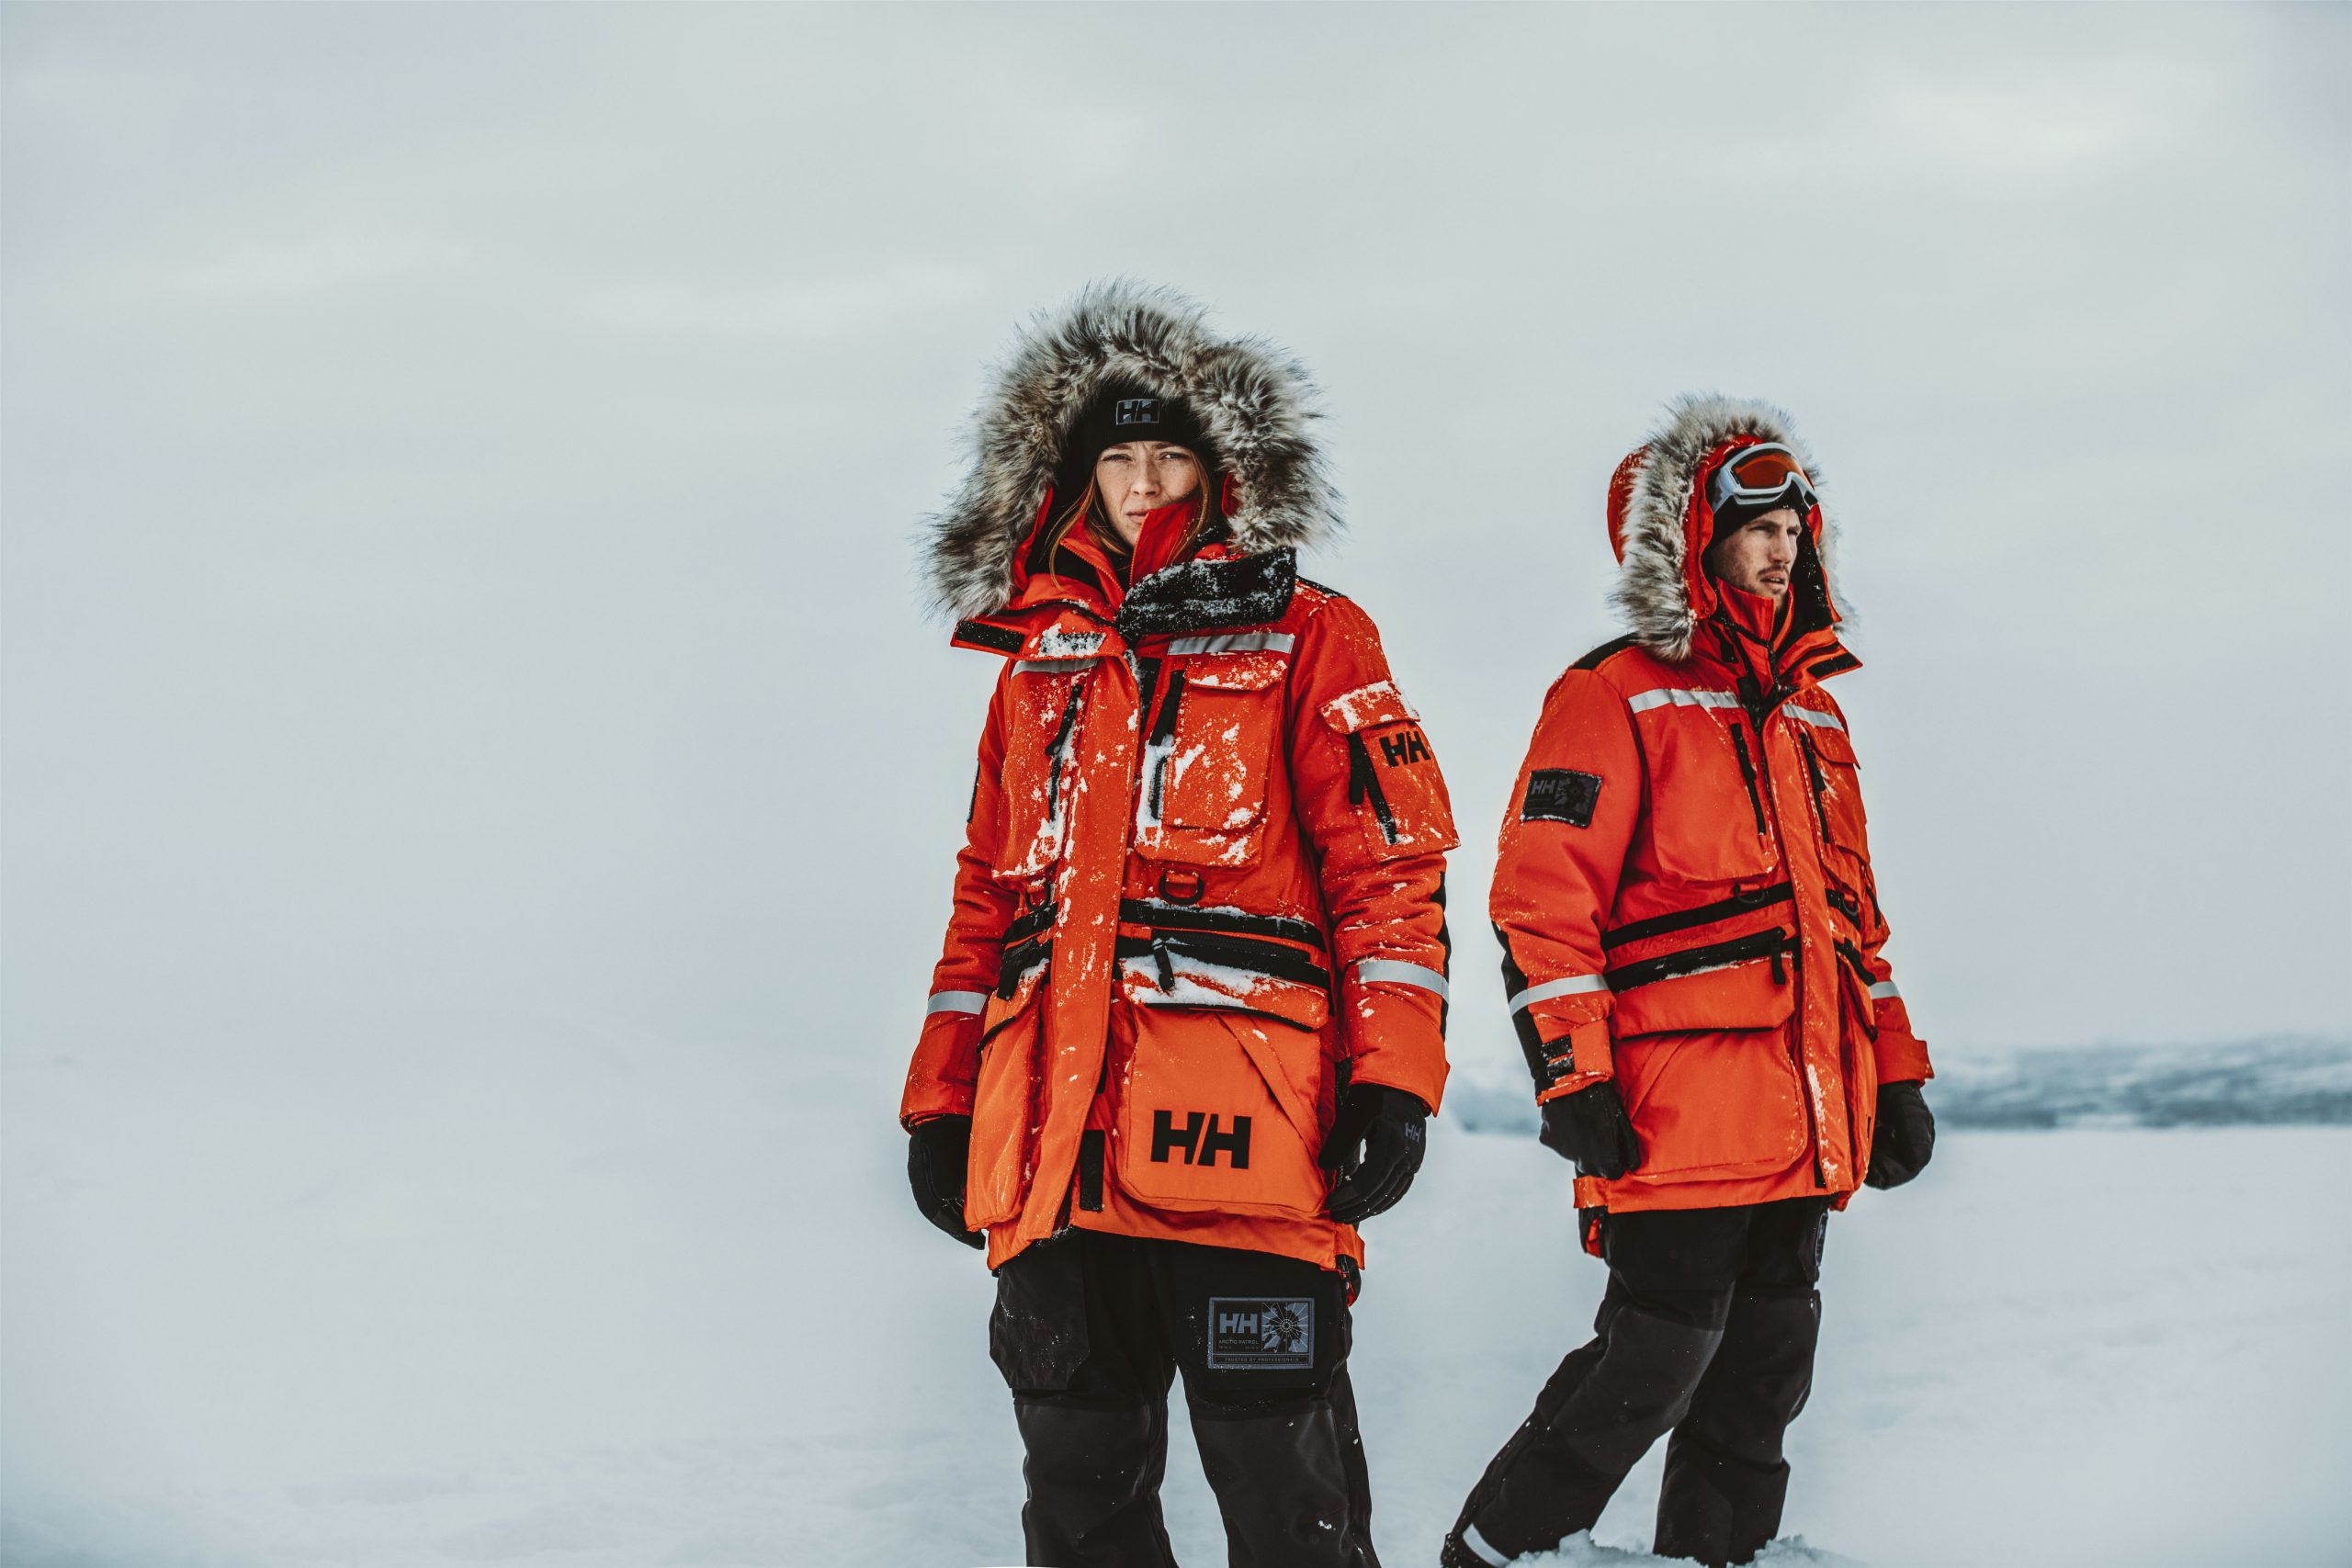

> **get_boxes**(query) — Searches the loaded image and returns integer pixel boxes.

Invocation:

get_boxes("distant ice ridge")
[1448,1033,2352,1136]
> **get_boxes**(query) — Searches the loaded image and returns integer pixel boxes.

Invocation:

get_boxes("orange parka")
[900,286,1455,1273]
[1492,397,1930,1228]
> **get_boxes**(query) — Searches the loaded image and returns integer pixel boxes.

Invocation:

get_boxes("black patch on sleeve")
[1522,769,1603,828]
[954,618,1024,654]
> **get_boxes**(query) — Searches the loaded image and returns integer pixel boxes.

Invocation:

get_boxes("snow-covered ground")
[6,1022,2348,1567]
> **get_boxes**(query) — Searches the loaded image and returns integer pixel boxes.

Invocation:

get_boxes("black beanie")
[1052,385,1218,504]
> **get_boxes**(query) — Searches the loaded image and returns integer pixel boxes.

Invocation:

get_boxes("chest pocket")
[994,662,1091,879]
[1136,651,1287,867]
[1792,715,1870,859]
[1633,698,1780,885]
[1318,681,1458,863]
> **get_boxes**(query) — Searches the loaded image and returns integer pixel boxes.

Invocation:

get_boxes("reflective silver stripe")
[926,990,989,1016]
[1786,704,1845,732]
[1012,658,1098,675]
[1870,979,1901,1000]
[1458,1526,1512,1568]
[1628,686,1741,715]
[1508,974,1611,1012]
[1353,959,1449,999]
[1165,630,1297,657]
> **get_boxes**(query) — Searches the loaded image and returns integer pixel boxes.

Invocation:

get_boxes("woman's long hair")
[1035,457,1220,581]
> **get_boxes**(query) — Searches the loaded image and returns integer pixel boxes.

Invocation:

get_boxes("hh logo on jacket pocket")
[1207,1298,1313,1369]
[1150,1110,1252,1168]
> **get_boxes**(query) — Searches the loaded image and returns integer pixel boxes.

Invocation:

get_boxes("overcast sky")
[5,2,2346,1092]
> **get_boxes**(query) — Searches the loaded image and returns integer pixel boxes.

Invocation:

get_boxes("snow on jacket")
[1491,396,1931,1226]
[900,284,1456,1273]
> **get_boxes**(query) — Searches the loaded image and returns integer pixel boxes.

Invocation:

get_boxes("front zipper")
[1144,668,1185,823]
[1043,684,1082,818]
[1795,727,1837,847]
[1727,723,1769,840]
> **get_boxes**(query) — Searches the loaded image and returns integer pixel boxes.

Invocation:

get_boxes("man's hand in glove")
[906,1113,986,1248]
[1319,1084,1430,1225]
[1538,1080,1643,1179]
[1865,1080,1935,1190]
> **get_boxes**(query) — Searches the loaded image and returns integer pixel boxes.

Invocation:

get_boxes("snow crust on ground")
[6,1021,2349,1566]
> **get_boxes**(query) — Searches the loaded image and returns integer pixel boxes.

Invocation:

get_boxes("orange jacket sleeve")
[1284,595,1456,1114]
[899,671,1023,1128]
[1489,669,1644,1103]
[1849,751,1932,1086]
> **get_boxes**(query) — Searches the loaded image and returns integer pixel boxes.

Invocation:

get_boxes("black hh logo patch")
[1114,398,1160,426]
[1522,767,1603,829]
[1150,1110,1252,1168]
[1207,1297,1314,1369]
[1378,728,1432,768]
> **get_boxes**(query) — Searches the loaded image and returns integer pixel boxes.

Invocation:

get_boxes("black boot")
[1652,1285,1821,1567]
[1013,1396,1177,1567]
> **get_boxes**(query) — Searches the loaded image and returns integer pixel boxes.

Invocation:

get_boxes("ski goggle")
[1705,442,1819,518]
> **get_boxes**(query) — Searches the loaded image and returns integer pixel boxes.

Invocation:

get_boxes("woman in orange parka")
[1444,398,1935,1568]
[900,283,1455,1568]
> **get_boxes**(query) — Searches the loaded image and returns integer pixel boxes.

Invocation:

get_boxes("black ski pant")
[989,1228,1379,1568]
[1449,1197,1829,1568]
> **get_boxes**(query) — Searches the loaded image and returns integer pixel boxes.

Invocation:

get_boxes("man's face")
[1093,442,1203,547]
[1702,506,1804,602]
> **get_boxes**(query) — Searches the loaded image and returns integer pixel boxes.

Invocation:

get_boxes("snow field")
[4,1021,2347,1566]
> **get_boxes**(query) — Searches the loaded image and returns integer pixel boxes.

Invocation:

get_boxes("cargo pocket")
[967,980,1045,1231]
[1613,1025,1809,1180]
[995,664,1091,879]
[1634,702,1779,884]
[989,1235,1088,1393]
[1317,681,1457,861]
[1137,651,1287,868]
[1114,1010,1330,1220]
[1794,718,1871,869]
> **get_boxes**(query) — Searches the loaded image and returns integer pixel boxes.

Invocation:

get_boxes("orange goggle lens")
[1708,443,1817,514]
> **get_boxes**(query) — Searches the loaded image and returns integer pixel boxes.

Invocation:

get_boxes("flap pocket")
[996,666,1089,879]
[1608,931,1799,1038]
[1319,682,1457,862]
[1114,1011,1329,1219]
[1138,653,1288,864]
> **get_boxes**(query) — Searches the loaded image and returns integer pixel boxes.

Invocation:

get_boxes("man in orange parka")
[1443,398,1936,1568]
[900,284,1455,1567]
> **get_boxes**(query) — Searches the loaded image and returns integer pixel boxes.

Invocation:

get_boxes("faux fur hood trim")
[924,281,1340,621]
[1608,394,1842,663]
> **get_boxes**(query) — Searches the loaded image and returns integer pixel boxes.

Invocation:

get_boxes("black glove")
[1319,1084,1429,1225]
[906,1114,985,1248]
[1865,1080,1935,1190]
[1538,1080,1643,1179]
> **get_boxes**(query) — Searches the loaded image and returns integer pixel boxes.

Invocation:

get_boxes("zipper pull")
[1153,934,1176,993]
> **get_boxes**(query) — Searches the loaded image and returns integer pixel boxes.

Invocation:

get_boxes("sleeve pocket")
[1317,682,1459,861]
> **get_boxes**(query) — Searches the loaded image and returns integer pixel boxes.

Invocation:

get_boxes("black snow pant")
[989,1228,1380,1568]
[1448,1197,1830,1568]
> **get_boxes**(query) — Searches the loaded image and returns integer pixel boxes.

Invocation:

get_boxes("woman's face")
[1092,442,1203,547]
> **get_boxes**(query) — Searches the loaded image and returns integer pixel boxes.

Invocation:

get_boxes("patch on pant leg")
[1206,1298,1314,1369]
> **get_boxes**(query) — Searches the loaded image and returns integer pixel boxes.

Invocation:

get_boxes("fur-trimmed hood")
[924,281,1340,621]
[1606,395,1845,664]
